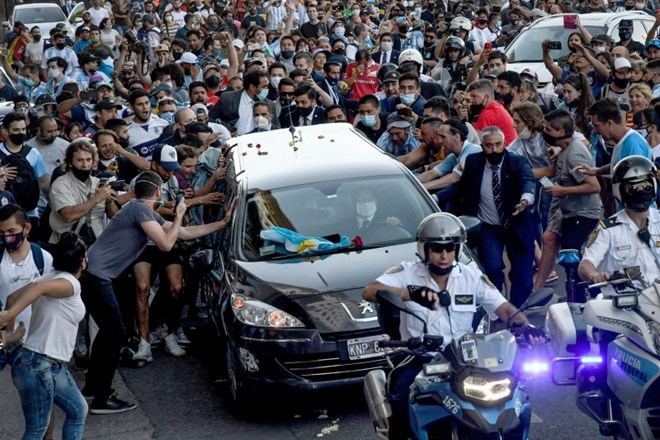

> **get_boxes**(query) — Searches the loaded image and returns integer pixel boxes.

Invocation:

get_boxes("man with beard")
[495,71,523,114]
[126,89,169,160]
[176,52,202,87]
[188,81,210,106]
[466,78,517,146]
[93,129,147,182]
[48,138,118,244]
[453,126,537,307]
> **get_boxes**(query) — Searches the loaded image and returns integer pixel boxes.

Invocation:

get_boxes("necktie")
[491,165,505,225]
[361,219,370,229]
[303,118,310,126]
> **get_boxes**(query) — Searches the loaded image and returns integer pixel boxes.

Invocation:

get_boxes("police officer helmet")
[450,16,473,33]
[612,155,657,212]
[416,213,466,262]
[377,63,398,83]
[443,36,466,59]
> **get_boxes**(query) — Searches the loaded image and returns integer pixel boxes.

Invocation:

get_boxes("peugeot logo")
[358,300,374,315]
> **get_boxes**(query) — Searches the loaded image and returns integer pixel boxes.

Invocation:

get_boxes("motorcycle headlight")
[461,375,512,403]
[647,321,660,355]
[231,294,304,328]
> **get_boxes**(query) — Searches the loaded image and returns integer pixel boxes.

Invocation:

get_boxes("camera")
[547,41,562,50]
[125,29,150,53]
[109,180,126,191]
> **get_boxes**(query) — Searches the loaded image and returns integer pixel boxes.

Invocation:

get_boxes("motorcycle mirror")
[189,249,215,273]
[519,287,554,311]
[458,215,481,238]
[376,290,428,334]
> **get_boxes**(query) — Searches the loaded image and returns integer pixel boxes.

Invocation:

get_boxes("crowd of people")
[0,0,659,437]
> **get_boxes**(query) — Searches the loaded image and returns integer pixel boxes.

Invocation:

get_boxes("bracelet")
[507,309,522,326]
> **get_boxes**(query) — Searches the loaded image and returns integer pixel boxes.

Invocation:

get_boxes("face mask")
[254,115,271,130]
[1,231,25,252]
[485,150,504,165]
[90,35,100,43]
[165,15,173,22]
[48,68,61,80]
[280,97,293,107]
[8,133,26,145]
[593,46,606,53]
[400,93,416,106]
[496,92,514,107]
[333,48,345,55]
[542,130,571,145]
[160,111,175,123]
[619,31,632,41]
[33,34,41,42]
[281,50,294,59]
[613,78,631,88]
[209,21,220,30]
[298,106,314,117]
[362,114,377,127]
[327,77,339,86]
[71,166,92,182]
[635,2,645,8]
[381,42,393,52]
[19,76,34,88]
[205,75,221,88]
[335,27,346,38]
[622,180,654,211]
[428,262,454,276]
[173,52,183,61]
[55,42,66,50]
[270,76,282,88]
[118,137,130,149]
[135,21,143,27]
[510,19,519,26]
[309,12,318,20]
[256,88,269,101]
[356,201,377,218]
[399,25,409,33]
[479,18,487,25]
[415,7,422,12]
[518,127,531,140]
[635,127,648,138]
[470,102,485,118]
[38,134,56,145]
[423,39,434,47]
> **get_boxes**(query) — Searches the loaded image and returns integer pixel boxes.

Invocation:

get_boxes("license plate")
[345,334,390,360]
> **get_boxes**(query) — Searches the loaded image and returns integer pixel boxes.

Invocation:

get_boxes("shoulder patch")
[481,274,496,289]
[385,264,404,274]
[599,217,622,229]
[586,227,599,248]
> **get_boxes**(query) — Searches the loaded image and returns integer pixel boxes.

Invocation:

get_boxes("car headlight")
[231,294,304,328]
[461,375,512,403]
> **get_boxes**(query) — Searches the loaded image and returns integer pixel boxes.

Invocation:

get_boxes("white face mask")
[270,76,283,88]
[254,115,271,130]
[381,42,393,52]
[357,201,377,218]
[517,127,531,140]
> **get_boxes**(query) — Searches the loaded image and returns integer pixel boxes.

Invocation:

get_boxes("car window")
[610,19,648,45]
[15,7,67,24]
[506,25,605,62]
[242,176,435,260]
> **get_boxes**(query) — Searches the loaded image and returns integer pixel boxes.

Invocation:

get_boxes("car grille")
[280,353,390,381]
[647,408,660,438]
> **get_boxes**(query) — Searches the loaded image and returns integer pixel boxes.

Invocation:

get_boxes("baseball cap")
[95,100,121,111]
[152,145,181,171]
[79,53,98,65]
[646,38,660,50]
[614,57,632,71]
[387,113,413,130]
[149,82,173,97]
[121,62,136,72]
[202,64,220,76]
[619,20,633,29]
[155,44,170,53]
[382,71,401,84]
[592,33,613,44]
[312,48,332,60]
[219,59,230,68]
[190,103,209,117]
[520,68,538,81]
[245,57,265,68]
[232,39,245,49]
[95,81,113,90]
[485,69,501,79]
[175,52,198,64]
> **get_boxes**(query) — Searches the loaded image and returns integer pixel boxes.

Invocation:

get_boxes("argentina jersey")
[127,114,169,161]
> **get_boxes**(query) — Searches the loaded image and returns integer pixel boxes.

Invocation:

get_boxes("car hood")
[507,62,553,86]
[232,243,415,333]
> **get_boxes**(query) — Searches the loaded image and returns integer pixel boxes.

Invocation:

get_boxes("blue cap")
[646,39,660,50]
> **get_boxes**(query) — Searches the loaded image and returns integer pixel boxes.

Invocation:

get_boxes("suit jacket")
[454,150,538,239]
[209,90,279,131]
[372,49,401,65]
[279,105,326,128]
[315,79,358,113]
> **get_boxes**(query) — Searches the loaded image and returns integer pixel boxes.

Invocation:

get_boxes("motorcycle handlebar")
[379,340,412,348]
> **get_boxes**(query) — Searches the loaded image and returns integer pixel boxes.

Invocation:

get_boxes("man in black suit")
[279,84,326,128]
[453,126,538,307]
[372,33,400,65]
[209,70,278,134]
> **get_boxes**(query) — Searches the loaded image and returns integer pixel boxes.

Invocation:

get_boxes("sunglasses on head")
[427,242,456,254]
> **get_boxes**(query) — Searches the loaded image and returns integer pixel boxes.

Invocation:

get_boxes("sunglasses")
[427,242,456,254]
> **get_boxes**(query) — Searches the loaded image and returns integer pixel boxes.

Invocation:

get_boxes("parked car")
[3,2,83,41]
[201,124,480,407]
[505,12,655,85]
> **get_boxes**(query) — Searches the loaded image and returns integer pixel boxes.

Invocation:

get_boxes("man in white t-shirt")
[0,204,53,337]
[87,0,110,27]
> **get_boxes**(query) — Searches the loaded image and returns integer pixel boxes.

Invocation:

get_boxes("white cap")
[614,57,632,71]
[232,39,245,49]
[190,103,209,116]
[219,58,230,68]
[175,52,198,64]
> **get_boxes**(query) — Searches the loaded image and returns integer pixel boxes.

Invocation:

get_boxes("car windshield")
[15,7,67,24]
[506,25,604,62]
[242,175,435,261]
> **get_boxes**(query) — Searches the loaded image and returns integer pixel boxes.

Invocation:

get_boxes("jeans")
[478,223,535,308]
[80,272,128,402]
[388,354,428,440]
[11,349,87,440]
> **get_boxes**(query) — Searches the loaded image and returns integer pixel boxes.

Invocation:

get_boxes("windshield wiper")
[265,243,384,260]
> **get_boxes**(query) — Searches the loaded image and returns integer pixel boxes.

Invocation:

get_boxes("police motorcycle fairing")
[364,288,552,439]
[551,267,660,439]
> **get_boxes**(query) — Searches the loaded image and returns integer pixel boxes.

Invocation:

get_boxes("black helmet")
[443,36,466,59]
[34,94,56,109]
[612,155,657,212]
[377,63,399,83]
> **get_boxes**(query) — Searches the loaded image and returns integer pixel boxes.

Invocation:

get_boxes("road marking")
[531,412,543,423]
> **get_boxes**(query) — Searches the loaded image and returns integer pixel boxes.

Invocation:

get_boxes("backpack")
[0,242,45,276]
[0,144,40,212]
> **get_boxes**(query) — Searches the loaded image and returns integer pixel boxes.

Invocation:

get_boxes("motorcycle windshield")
[452,330,518,372]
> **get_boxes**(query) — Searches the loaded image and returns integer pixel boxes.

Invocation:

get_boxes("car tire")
[225,339,252,412]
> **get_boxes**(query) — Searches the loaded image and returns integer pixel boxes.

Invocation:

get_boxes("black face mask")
[495,92,514,107]
[485,151,504,165]
[1,230,26,252]
[542,131,571,145]
[8,133,26,146]
[470,103,485,118]
[71,166,92,182]
[173,52,183,61]
[118,137,130,149]
[619,31,632,41]
[205,75,221,88]
[55,42,66,50]
[622,179,655,212]
[298,106,314,117]
[33,35,41,42]
[569,45,577,53]
[428,262,455,276]
[333,48,345,55]
[613,78,631,89]
[399,25,409,33]
[478,18,487,25]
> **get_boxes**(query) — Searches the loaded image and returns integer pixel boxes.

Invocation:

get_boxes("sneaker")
[132,338,153,367]
[90,395,138,415]
[148,331,163,347]
[164,333,186,357]
[175,327,191,346]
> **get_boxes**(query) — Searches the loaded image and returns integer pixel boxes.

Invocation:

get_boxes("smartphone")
[99,177,109,186]
[563,14,577,29]
[540,176,554,188]
[109,180,125,191]
[485,42,492,51]
[547,41,562,50]
[80,90,97,101]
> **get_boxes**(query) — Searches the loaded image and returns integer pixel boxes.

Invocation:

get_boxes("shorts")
[134,246,181,269]
[546,208,562,236]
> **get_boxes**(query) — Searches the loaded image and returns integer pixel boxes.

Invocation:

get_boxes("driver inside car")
[352,188,402,232]
[362,213,533,440]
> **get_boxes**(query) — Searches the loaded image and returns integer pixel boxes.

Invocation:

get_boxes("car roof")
[227,123,407,191]
[528,11,653,28]
[13,3,62,9]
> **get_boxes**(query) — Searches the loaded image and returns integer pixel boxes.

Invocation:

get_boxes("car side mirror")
[189,249,214,273]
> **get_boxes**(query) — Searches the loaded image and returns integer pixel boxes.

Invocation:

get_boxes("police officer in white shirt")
[362,212,531,440]
[579,156,660,286]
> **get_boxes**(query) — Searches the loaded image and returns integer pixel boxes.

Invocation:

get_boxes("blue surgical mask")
[400,93,416,106]
[257,88,269,101]
[362,114,377,127]
[160,111,175,123]
[19,76,35,88]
